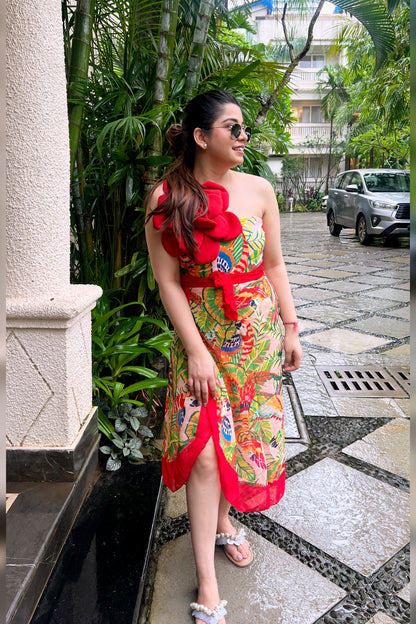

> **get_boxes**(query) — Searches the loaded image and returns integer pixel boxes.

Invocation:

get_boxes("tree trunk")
[369,146,375,167]
[68,0,96,176]
[145,0,179,191]
[255,0,325,127]
[185,0,216,97]
[71,162,90,282]
[325,115,334,194]
[255,0,394,126]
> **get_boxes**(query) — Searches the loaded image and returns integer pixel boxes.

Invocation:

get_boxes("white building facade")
[249,1,348,197]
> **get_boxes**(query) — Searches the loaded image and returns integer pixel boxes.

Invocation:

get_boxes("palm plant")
[185,0,216,97]
[66,0,294,301]
[66,0,97,176]
[330,2,409,168]
[316,65,349,192]
[68,0,172,304]
[146,0,180,186]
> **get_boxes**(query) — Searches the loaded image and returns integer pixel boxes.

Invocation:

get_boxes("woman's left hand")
[282,327,303,372]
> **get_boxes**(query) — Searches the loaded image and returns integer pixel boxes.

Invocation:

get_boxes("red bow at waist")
[180,264,265,321]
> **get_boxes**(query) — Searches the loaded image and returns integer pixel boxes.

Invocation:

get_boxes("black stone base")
[6,435,99,624]
[30,462,162,624]
[7,408,99,482]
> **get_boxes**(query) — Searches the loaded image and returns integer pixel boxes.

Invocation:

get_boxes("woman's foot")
[216,518,252,564]
[193,577,226,624]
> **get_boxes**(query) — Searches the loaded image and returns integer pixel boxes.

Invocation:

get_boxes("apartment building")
[249,1,348,196]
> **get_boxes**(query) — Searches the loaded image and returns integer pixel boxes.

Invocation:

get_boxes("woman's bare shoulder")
[233,170,274,194]
[146,181,166,214]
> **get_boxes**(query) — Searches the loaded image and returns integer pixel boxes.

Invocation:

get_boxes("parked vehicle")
[326,169,410,244]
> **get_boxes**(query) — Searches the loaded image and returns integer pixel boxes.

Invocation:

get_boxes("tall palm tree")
[185,0,216,97]
[67,0,97,177]
[329,1,409,169]
[316,65,349,193]
[146,0,180,188]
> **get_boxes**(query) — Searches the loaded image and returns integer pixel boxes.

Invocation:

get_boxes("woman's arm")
[259,179,303,372]
[145,190,218,406]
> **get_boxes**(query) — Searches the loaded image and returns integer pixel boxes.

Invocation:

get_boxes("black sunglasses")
[212,123,252,143]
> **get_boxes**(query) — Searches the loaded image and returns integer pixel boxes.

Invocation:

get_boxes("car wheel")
[328,211,342,236]
[357,215,371,245]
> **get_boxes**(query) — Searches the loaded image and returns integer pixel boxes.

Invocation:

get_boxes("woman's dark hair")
[145,90,241,259]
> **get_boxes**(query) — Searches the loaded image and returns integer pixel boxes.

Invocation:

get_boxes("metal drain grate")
[385,366,410,392]
[316,366,408,398]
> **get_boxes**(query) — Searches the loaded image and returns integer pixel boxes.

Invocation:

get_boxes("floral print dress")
[153,182,285,512]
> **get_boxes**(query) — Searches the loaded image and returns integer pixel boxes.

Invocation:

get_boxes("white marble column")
[6,1,102,462]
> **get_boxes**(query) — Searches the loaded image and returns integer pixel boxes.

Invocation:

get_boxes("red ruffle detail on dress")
[161,398,285,513]
[153,181,243,264]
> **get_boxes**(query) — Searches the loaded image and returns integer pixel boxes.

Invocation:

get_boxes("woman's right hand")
[146,200,219,408]
[187,348,219,407]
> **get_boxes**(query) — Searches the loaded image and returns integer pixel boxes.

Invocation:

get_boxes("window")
[348,172,363,191]
[338,173,353,189]
[334,174,345,189]
[307,157,322,178]
[363,172,410,192]
[298,54,325,68]
[300,106,324,123]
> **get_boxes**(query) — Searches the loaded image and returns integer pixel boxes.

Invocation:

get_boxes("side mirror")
[345,184,359,193]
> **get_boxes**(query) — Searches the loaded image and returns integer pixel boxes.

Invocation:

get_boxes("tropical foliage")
[64,0,402,297]
[62,0,406,467]
[329,2,409,168]
[316,65,349,192]
[281,156,327,210]
[63,0,294,301]
[91,294,172,468]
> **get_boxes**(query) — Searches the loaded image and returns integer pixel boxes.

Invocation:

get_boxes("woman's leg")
[186,437,226,623]
[216,492,251,563]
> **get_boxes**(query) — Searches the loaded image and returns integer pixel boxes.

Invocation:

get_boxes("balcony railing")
[289,123,331,140]
[292,69,328,82]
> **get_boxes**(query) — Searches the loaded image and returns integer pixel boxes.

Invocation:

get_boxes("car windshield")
[363,172,410,193]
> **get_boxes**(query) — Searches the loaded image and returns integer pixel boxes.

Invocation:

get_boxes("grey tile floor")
[144,213,409,624]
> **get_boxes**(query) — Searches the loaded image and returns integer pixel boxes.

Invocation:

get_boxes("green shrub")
[92,294,172,470]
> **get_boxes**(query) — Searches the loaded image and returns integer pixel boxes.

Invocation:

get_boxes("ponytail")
[145,90,240,259]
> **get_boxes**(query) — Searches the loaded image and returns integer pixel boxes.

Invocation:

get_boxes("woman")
[145,90,302,624]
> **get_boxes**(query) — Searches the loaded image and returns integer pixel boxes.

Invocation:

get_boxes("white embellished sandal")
[215,527,254,567]
[190,599,227,624]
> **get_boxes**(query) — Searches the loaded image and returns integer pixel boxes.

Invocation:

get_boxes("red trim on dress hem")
[161,398,285,513]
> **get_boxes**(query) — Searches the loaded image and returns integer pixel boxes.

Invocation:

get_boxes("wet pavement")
[145,213,410,624]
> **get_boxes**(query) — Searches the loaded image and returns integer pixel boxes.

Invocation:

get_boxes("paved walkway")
[144,213,410,624]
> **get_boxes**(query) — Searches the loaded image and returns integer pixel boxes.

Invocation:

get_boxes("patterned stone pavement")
[142,213,409,624]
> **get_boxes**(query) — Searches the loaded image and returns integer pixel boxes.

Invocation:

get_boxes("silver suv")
[326,169,410,244]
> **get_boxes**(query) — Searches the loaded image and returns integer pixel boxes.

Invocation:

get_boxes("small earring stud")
[204,143,207,148]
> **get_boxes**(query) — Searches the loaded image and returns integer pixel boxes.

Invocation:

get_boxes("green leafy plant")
[99,403,154,471]
[92,296,171,383]
[330,3,409,169]
[92,294,172,469]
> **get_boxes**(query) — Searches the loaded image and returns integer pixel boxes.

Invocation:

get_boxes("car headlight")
[368,199,395,213]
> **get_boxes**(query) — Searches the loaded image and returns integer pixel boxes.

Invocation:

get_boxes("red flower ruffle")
[153,181,242,264]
